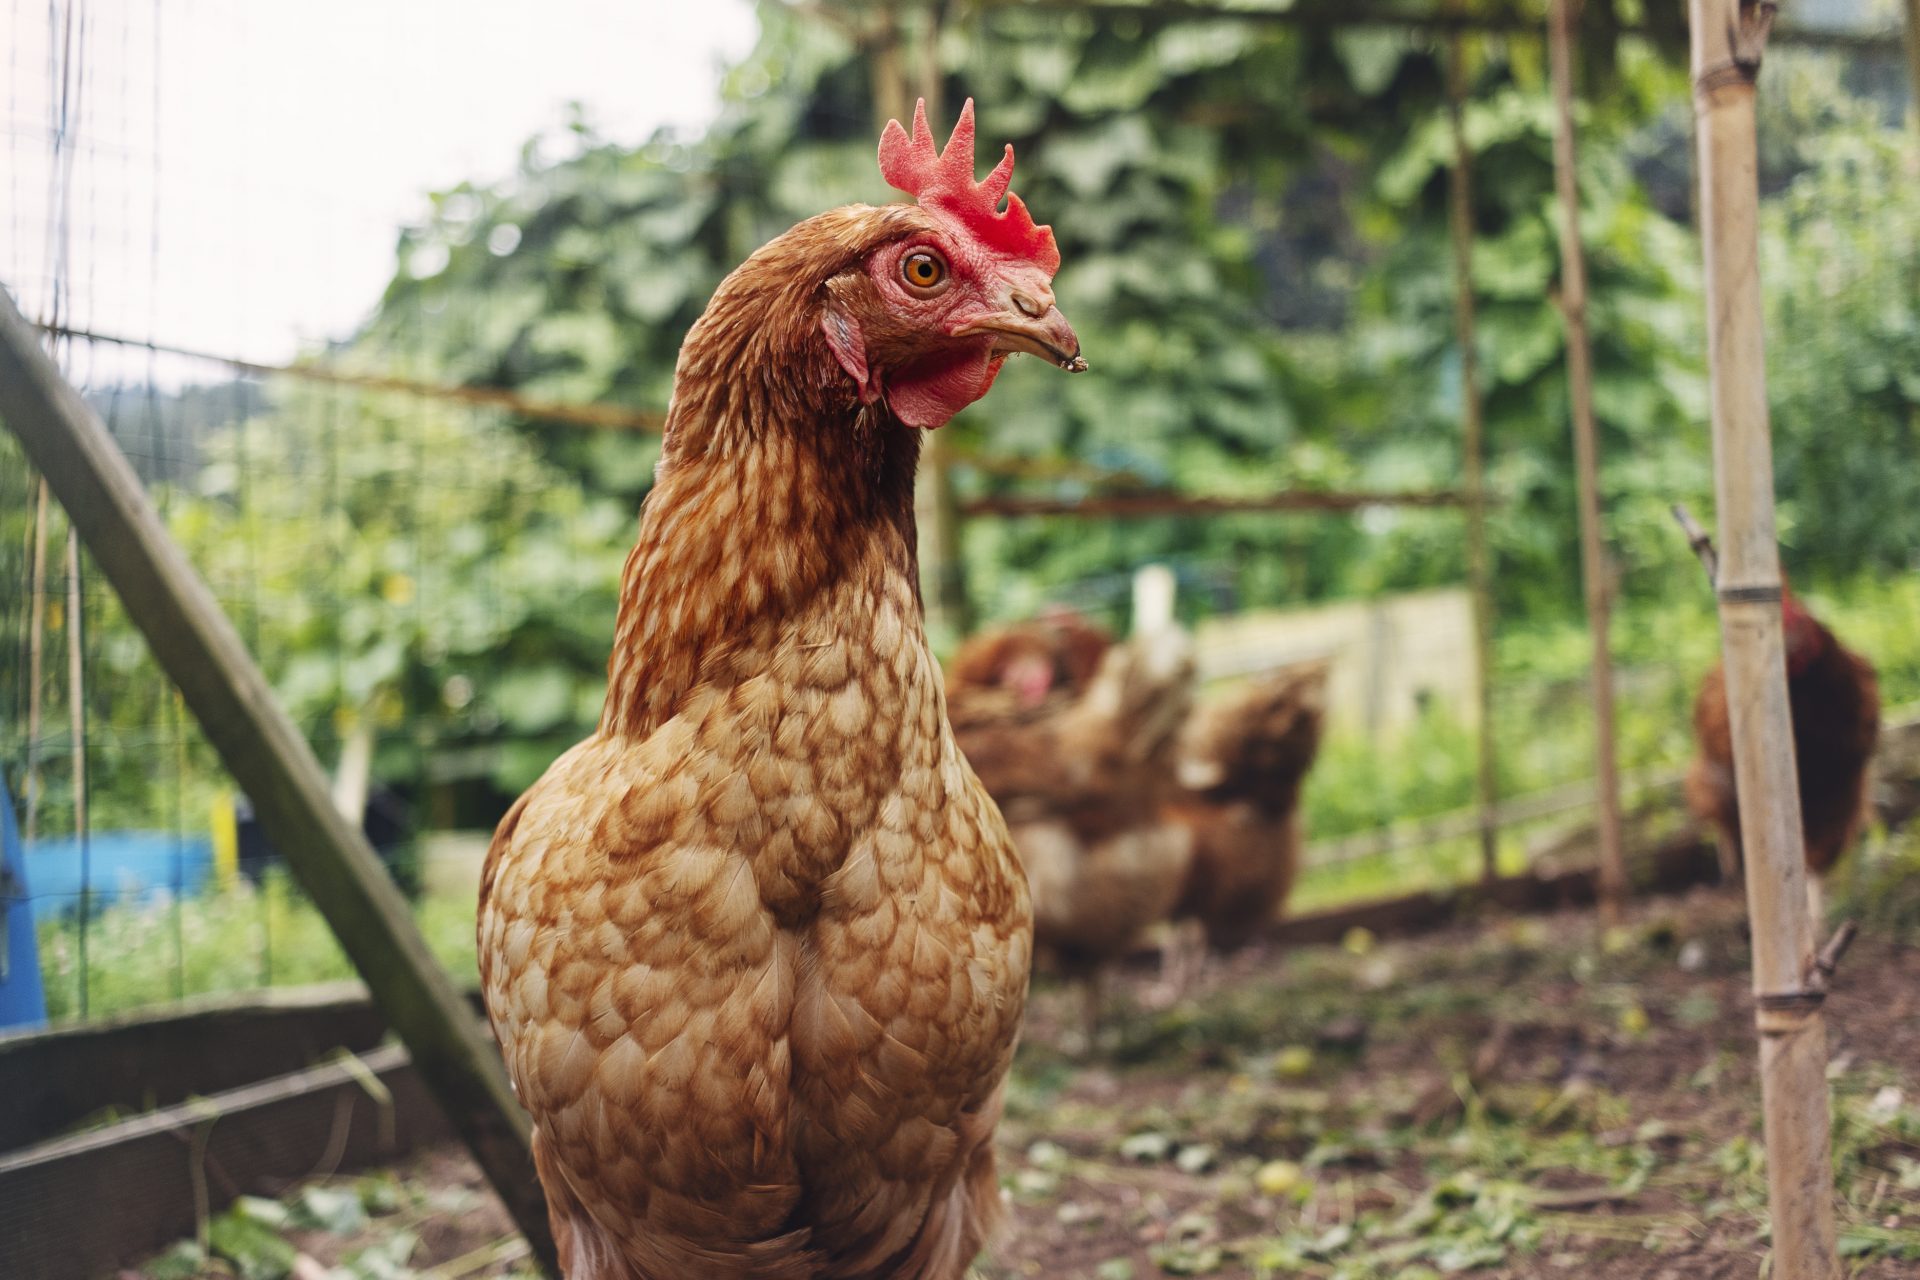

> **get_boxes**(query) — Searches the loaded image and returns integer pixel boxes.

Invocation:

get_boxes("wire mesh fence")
[4,0,1917,1031]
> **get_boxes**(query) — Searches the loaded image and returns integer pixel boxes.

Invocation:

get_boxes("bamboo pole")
[64,528,86,842]
[65,526,89,1016]
[910,0,972,645]
[0,287,558,1275]
[37,324,669,434]
[1689,0,1841,1274]
[23,480,50,842]
[859,0,970,645]
[1905,0,1920,135]
[1444,35,1501,883]
[1547,0,1629,923]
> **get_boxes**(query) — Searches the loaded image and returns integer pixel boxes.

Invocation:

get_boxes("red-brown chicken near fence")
[1685,589,1880,921]
[477,101,1083,1280]
[946,609,1114,709]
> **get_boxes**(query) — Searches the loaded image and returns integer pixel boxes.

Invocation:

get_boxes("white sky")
[4,0,760,384]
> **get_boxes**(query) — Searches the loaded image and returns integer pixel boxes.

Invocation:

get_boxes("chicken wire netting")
[4,0,1918,1029]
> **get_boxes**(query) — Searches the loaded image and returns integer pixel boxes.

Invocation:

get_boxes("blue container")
[0,771,49,1031]
[21,831,214,921]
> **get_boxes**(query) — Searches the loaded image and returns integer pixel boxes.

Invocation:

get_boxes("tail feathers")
[532,1128,815,1280]
[534,1127,642,1280]
[885,1113,1006,1280]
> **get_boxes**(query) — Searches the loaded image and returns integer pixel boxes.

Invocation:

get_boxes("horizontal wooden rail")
[943,445,1159,487]
[962,488,1473,518]
[1307,765,1687,869]
[0,981,491,1152]
[1279,830,1723,949]
[40,323,669,433]
[0,1043,448,1279]
[40,324,1290,492]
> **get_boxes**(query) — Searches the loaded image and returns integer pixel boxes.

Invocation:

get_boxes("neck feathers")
[599,211,925,738]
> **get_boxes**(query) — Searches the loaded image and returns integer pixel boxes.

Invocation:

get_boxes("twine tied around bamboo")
[1694,0,1777,95]
[1754,921,1862,1035]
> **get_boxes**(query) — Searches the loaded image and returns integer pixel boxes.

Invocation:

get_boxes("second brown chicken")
[950,615,1330,1043]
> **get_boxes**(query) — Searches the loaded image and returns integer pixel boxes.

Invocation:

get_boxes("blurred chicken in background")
[948,570,1195,1046]
[949,569,1334,1041]
[946,606,1113,709]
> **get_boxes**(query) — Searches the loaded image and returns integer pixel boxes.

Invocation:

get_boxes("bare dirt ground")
[139,878,1920,1279]
[988,885,1920,1278]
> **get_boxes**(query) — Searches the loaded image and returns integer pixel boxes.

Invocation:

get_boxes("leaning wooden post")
[0,289,559,1276]
[1547,0,1629,922]
[1690,0,1841,1274]
[1444,34,1501,883]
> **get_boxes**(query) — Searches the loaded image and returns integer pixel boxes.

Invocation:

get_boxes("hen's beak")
[958,288,1087,373]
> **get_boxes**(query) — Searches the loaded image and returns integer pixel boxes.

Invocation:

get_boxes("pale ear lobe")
[822,309,881,403]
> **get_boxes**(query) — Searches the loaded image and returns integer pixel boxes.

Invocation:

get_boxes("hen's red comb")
[878,98,1060,274]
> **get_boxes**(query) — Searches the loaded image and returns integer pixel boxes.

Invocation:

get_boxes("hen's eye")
[902,252,947,290]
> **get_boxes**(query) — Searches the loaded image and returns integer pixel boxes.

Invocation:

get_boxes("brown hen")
[1686,590,1879,923]
[950,626,1196,1044]
[478,101,1083,1280]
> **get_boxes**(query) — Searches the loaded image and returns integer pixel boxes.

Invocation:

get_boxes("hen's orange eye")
[902,252,946,289]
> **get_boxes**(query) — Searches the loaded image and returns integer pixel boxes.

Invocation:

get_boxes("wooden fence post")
[0,289,558,1275]
[1547,0,1629,922]
[1689,0,1841,1274]
[1444,34,1501,883]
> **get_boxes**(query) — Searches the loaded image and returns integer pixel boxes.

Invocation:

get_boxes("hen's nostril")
[1011,289,1046,318]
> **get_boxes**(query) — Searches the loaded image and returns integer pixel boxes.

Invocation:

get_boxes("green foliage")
[207,1199,300,1280]
[1763,98,1920,577]
[168,386,629,795]
[1351,46,1713,620]
[355,4,1654,628]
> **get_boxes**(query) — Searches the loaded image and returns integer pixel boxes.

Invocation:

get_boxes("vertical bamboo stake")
[866,0,971,647]
[64,528,86,839]
[912,0,971,647]
[65,525,89,1016]
[1905,0,1920,137]
[1547,0,1629,921]
[1444,36,1500,883]
[1690,0,1840,1275]
[23,479,50,841]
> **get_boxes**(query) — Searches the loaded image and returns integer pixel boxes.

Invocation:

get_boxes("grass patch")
[36,869,479,1021]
